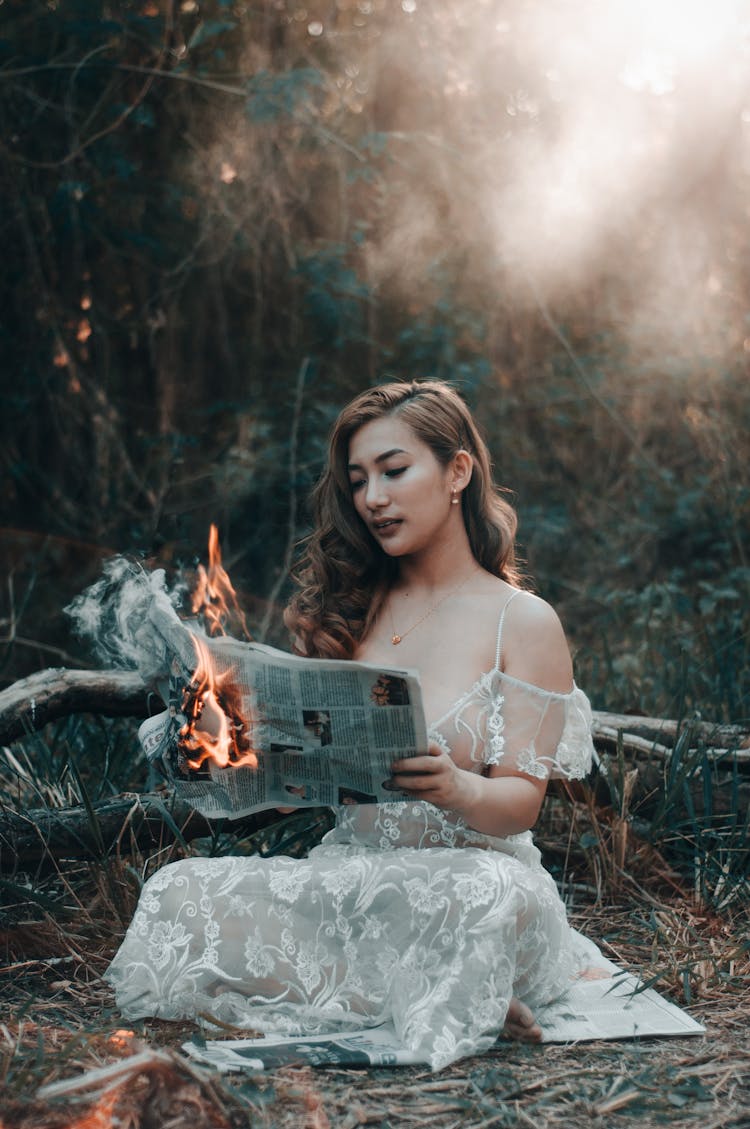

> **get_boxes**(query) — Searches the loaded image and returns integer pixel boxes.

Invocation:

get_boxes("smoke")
[64,558,187,681]
[356,0,750,359]
[176,0,750,375]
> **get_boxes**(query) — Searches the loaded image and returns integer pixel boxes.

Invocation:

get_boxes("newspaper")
[181,932,705,1072]
[183,1026,424,1071]
[139,598,428,819]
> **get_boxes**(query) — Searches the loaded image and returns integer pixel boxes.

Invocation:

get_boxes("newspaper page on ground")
[138,597,429,818]
[181,932,705,1072]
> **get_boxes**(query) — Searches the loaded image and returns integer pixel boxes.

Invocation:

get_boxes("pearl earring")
[451,489,460,505]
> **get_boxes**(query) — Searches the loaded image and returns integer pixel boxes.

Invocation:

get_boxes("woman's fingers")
[391,773,435,792]
[389,749,460,803]
[390,755,453,798]
[391,753,443,774]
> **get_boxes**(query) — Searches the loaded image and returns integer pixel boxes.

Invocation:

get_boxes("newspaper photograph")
[139,597,429,819]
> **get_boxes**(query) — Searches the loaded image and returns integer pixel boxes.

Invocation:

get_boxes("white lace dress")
[106,600,594,1070]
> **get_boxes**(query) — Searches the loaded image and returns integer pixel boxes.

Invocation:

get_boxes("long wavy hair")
[284,380,522,658]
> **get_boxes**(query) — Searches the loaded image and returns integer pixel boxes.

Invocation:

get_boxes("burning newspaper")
[140,596,428,819]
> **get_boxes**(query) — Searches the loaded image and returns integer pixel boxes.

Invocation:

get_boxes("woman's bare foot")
[503,998,542,1042]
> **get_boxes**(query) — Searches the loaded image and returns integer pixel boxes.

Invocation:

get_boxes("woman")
[106,380,594,1070]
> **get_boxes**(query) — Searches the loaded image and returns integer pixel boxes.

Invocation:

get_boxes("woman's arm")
[389,751,547,836]
[391,593,573,837]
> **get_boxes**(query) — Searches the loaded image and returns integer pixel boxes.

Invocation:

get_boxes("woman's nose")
[365,478,388,509]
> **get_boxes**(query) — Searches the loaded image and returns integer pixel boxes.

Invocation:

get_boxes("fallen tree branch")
[0,791,286,874]
[591,711,750,753]
[1,668,748,767]
[593,727,750,766]
[1,659,750,803]
[0,668,150,744]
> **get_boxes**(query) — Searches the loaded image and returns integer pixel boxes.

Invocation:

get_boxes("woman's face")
[347,415,456,557]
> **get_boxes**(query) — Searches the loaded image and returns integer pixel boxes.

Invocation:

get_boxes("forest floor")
[1,890,748,1129]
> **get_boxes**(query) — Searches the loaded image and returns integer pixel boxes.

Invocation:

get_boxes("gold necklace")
[389,569,479,645]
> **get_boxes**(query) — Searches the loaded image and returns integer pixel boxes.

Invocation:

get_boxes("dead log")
[592,711,750,756]
[1,667,748,832]
[0,668,150,745]
[0,792,294,875]
[585,713,750,819]
[2,667,749,758]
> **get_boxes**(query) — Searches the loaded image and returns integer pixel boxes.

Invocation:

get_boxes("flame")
[179,632,258,772]
[67,1089,120,1129]
[191,523,250,638]
[178,526,258,772]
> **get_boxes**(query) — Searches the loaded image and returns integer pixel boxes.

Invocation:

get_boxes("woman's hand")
[389,743,481,812]
[390,743,547,836]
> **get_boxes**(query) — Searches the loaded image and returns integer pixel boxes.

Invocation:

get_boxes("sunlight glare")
[620,0,743,93]
[636,0,740,59]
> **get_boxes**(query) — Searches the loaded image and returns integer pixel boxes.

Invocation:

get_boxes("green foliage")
[559,706,747,914]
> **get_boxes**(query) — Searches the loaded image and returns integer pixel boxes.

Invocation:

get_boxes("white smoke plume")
[64,558,187,681]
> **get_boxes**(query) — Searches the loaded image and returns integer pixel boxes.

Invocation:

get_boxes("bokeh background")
[2,0,749,723]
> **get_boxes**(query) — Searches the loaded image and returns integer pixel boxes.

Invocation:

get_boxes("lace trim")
[430,669,495,732]
[485,689,505,766]
[515,741,549,780]
[428,676,592,780]
[427,729,451,756]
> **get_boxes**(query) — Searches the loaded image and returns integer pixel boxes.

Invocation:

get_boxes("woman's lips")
[372,518,402,537]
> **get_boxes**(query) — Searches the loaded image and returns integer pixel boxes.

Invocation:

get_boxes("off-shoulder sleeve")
[484,672,594,781]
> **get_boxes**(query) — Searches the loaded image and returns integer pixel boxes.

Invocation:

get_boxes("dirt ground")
[1,900,748,1129]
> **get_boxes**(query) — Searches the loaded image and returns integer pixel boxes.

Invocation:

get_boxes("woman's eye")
[349,479,365,492]
[385,467,407,479]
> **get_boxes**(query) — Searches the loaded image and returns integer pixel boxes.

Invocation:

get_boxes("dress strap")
[494,589,523,670]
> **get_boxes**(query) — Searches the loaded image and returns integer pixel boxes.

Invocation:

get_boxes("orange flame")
[191,523,250,638]
[178,526,258,772]
[179,633,258,772]
[67,1089,120,1129]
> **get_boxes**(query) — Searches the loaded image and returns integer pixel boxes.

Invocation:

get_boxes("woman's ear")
[451,449,473,493]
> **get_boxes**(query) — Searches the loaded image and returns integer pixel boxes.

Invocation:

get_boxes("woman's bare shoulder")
[500,589,574,693]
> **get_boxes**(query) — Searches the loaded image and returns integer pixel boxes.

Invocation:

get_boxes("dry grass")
[1,866,748,1129]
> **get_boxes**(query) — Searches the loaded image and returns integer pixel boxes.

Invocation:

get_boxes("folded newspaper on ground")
[181,932,704,1072]
[138,597,428,819]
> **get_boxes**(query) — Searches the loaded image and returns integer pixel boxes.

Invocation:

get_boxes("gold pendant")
[391,634,402,645]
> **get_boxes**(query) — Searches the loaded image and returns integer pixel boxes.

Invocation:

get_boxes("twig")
[595,726,673,758]
[0,635,89,667]
[0,62,367,163]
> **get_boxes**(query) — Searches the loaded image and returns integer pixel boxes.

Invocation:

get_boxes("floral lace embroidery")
[485,689,506,766]
[515,740,549,781]
[429,670,593,781]
[427,729,451,756]
[105,827,579,1071]
[430,670,497,765]
[105,628,595,1072]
